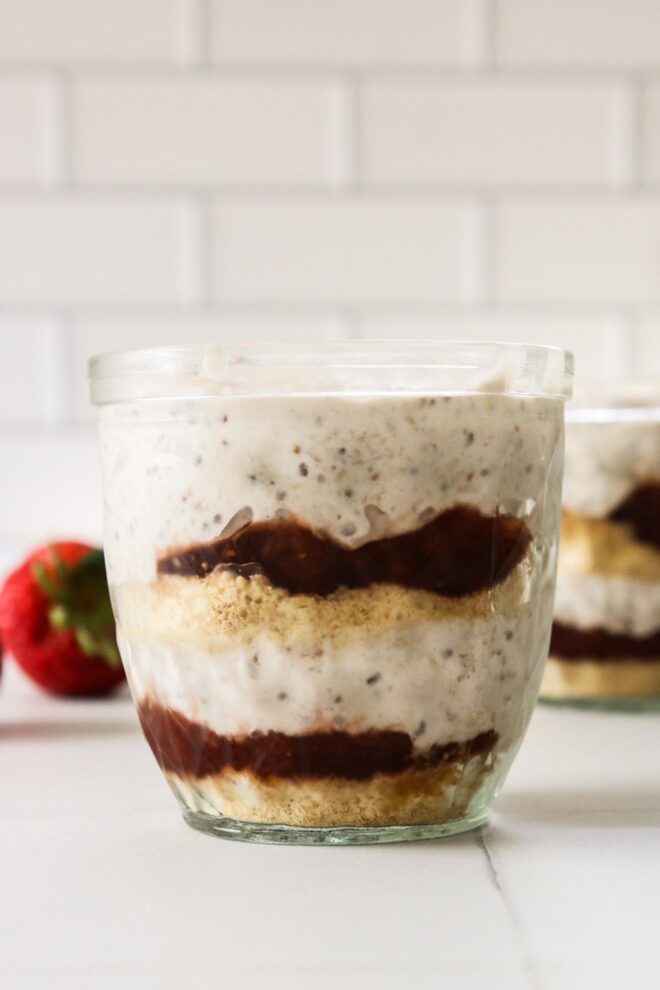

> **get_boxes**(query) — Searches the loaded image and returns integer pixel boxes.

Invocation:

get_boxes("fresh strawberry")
[0,541,124,697]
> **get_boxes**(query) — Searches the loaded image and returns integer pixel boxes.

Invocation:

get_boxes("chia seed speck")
[299,463,309,477]
[443,648,454,659]
[366,673,381,685]
[505,630,513,641]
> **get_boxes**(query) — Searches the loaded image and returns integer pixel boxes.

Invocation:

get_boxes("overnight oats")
[542,382,660,705]
[90,342,571,843]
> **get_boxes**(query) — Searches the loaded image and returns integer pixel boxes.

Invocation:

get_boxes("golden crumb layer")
[166,752,496,827]
[560,512,660,581]
[542,656,660,699]
[114,563,531,650]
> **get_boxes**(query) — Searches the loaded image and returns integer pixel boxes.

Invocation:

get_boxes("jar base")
[182,808,490,845]
[539,695,660,713]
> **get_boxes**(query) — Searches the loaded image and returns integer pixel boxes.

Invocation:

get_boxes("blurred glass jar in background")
[542,382,660,707]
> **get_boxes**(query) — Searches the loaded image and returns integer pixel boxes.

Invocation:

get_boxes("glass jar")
[90,341,572,844]
[541,381,660,709]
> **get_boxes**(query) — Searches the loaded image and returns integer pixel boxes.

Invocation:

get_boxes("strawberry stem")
[31,548,121,670]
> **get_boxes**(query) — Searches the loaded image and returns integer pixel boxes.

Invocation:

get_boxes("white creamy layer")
[554,571,660,637]
[98,393,563,584]
[563,415,660,517]
[119,592,550,752]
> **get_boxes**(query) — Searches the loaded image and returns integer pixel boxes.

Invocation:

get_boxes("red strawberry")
[0,541,124,697]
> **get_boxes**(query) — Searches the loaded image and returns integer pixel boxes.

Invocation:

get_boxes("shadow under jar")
[542,381,660,709]
[90,341,572,844]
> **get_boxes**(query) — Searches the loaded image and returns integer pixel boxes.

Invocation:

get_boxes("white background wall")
[1,0,660,545]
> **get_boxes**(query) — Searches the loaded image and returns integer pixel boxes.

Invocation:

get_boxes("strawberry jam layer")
[157,506,531,598]
[610,482,660,549]
[551,621,660,662]
[137,699,498,781]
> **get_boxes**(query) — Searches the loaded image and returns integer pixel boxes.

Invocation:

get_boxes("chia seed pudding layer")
[100,390,563,827]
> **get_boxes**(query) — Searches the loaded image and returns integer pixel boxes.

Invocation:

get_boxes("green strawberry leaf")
[32,548,121,670]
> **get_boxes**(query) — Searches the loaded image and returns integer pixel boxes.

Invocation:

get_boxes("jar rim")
[88,339,573,404]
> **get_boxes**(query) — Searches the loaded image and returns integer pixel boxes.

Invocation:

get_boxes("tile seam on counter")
[477,831,540,990]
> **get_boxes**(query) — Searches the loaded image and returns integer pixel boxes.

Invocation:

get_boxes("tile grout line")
[327,75,360,191]
[464,197,491,304]
[42,312,75,426]
[612,76,643,188]
[174,0,208,66]
[4,63,660,81]
[178,193,211,305]
[40,70,72,186]
[465,0,493,68]
[2,183,660,200]
[477,831,543,990]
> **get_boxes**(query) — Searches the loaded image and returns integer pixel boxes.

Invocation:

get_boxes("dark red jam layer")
[551,621,660,662]
[157,506,531,598]
[137,700,498,781]
[610,482,660,549]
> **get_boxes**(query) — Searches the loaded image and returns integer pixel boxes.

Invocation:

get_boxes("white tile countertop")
[1,658,659,989]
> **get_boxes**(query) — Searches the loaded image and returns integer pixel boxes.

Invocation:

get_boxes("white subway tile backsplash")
[72,312,350,420]
[496,0,660,68]
[362,80,625,187]
[0,80,48,183]
[0,198,190,304]
[211,0,471,67]
[0,0,180,64]
[355,311,630,379]
[0,0,654,541]
[211,200,476,303]
[494,200,660,304]
[0,430,101,543]
[73,78,335,186]
[0,321,62,423]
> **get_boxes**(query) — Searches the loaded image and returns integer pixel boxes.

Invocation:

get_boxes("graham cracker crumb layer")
[166,754,496,827]
[560,512,660,581]
[114,563,530,650]
[542,656,660,699]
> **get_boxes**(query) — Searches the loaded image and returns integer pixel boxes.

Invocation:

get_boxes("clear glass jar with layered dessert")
[90,341,572,844]
[542,381,660,708]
